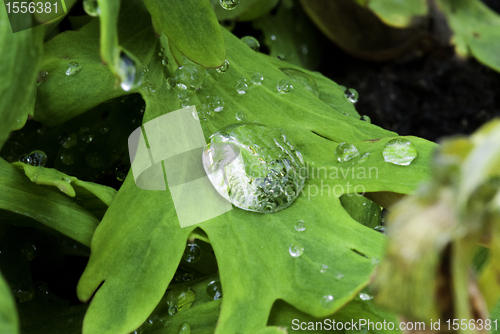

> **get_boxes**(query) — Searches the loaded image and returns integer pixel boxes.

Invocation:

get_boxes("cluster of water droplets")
[202,123,306,213]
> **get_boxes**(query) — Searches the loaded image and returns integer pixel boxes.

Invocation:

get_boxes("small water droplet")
[241,36,260,51]
[175,271,194,282]
[117,50,143,91]
[34,281,49,296]
[374,225,385,234]
[20,150,47,167]
[143,81,156,93]
[277,79,293,94]
[277,54,286,61]
[289,243,304,257]
[361,115,371,123]
[178,90,190,101]
[335,142,359,162]
[167,286,196,313]
[295,220,306,232]
[216,60,229,73]
[166,77,176,89]
[21,242,37,261]
[220,0,239,10]
[61,133,77,148]
[270,35,277,41]
[320,295,334,309]
[334,271,344,280]
[37,71,48,86]
[83,0,99,16]
[358,152,370,164]
[178,323,191,334]
[345,88,359,103]
[280,68,319,97]
[99,125,109,134]
[383,138,418,166]
[175,63,206,90]
[236,81,248,94]
[359,292,373,301]
[115,164,129,181]
[207,96,224,112]
[182,243,201,263]
[60,151,75,165]
[320,264,328,273]
[235,111,246,121]
[251,72,264,85]
[66,62,82,76]
[206,280,223,301]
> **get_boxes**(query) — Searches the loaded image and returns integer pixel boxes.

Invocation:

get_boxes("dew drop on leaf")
[320,264,328,273]
[277,54,286,61]
[60,151,75,165]
[215,60,229,73]
[116,50,143,92]
[251,72,264,85]
[206,280,223,300]
[236,81,248,94]
[359,292,373,301]
[345,88,359,103]
[83,0,99,16]
[320,295,334,309]
[374,225,385,234]
[361,115,371,123]
[166,77,176,90]
[235,111,246,121]
[295,220,306,232]
[178,323,191,334]
[280,68,319,97]
[335,142,359,162]
[334,271,344,280]
[277,79,293,94]
[383,138,418,166]
[241,36,260,51]
[289,243,304,257]
[182,243,201,263]
[220,0,239,10]
[175,63,206,90]
[358,152,370,164]
[167,286,196,313]
[207,96,224,112]
[20,150,47,167]
[202,123,306,213]
[65,62,82,76]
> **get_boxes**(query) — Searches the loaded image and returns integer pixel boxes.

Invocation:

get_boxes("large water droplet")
[206,280,223,300]
[295,220,306,232]
[182,243,201,263]
[178,323,191,334]
[117,50,143,92]
[320,295,334,309]
[251,72,264,85]
[167,286,196,314]
[277,79,293,94]
[335,142,359,162]
[220,0,239,10]
[202,123,306,213]
[289,243,304,257]
[83,0,99,16]
[383,138,418,166]
[345,88,359,103]
[175,63,206,90]
[280,68,319,97]
[216,60,229,73]
[20,150,47,167]
[66,62,82,76]
[241,36,260,51]
[178,90,190,101]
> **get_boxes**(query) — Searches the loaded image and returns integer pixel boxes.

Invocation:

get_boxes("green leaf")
[436,0,500,72]
[0,158,115,246]
[253,3,321,70]
[96,0,120,70]
[0,270,19,334]
[143,0,225,68]
[0,9,43,150]
[298,0,426,60]
[77,27,435,334]
[365,0,428,28]
[34,1,156,126]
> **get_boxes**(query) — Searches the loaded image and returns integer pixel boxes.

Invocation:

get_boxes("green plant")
[0,1,499,334]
